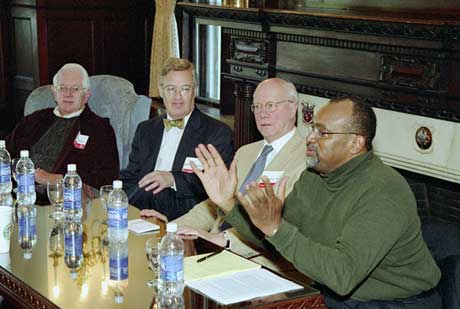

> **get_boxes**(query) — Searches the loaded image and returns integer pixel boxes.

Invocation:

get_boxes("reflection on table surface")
[2,200,324,308]
[7,200,165,308]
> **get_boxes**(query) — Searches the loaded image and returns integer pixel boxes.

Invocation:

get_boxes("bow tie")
[163,118,184,131]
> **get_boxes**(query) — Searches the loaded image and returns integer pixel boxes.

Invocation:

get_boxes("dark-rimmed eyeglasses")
[308,123,359,139]
[250,100,293,113]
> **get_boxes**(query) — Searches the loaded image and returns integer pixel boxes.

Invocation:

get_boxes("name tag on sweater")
[73,132,89,149]
[259,171,284,188]
[182,157,203,173]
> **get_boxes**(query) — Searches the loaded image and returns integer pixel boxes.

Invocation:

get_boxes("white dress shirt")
[261,128,296,168]
[154,111,192,190]
[154,112,192,172]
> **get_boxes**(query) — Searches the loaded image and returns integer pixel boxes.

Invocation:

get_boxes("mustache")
[307,143,317,151]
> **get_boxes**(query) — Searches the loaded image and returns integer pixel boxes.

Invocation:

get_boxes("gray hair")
[53,63,90,90]
[284,80,299,103]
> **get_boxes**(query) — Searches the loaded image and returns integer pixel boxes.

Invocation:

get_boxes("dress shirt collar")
[263,127,296,154]
[53,106,85,119]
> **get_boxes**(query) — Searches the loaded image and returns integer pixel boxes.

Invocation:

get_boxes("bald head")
[254,78,298,102]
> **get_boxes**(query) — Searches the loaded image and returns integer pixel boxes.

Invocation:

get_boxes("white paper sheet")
[128,219,160,233]
[186,268,303,305]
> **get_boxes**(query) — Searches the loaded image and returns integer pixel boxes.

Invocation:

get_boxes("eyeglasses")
[163,85,193,96]
[250,100,293,113]
[55,85,86,94]
[308,123,359,139]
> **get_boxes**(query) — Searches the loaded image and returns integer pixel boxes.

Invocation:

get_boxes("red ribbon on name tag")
[73,132,89,150]
[258,182,276,188]
[73,140,86,149]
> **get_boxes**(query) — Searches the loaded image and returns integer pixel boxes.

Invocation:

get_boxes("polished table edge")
[0,265,60,309]
[244,294,326,309]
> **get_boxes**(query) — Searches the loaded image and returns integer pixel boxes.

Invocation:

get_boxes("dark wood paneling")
[177,3,460,150]
[0,2,7,102]
[0,0,16,137]
[36,6,152,88]
[8,0,153,124]
[43,18,97,81]
[11,6,39,119]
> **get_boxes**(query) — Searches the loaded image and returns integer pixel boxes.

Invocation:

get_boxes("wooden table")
[0,200,326,308]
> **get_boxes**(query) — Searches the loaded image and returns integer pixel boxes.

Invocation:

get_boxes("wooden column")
[232,79,262,148]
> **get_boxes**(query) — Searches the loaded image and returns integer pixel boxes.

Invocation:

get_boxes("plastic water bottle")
[63,164,82,221]
[107,180,128,243]
[157,291,184,309]
[0,140,12,194]
[158,223,184,297]
[108,241,128,304]
[64,220,83,279]
[17,205,37,259]
[16,150,36,206]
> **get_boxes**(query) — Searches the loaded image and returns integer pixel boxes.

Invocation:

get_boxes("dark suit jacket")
[6,106,120,189]
[120,107,233,220]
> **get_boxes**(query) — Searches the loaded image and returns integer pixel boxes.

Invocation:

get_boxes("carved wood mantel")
[176,2,460,148]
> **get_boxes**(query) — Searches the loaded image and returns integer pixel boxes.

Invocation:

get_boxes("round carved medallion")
[415,126,432,150]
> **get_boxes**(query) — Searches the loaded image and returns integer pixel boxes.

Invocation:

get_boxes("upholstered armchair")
[422,222,460,309]
[24,75,152,169]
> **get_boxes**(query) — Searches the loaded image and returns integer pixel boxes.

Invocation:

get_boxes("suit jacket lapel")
[146,115,166,173]
[236,140,264,189]
[266,130,302,172]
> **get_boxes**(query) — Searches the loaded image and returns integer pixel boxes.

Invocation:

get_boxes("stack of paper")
[128,219,160,233]
[184,250,303,305]
[184,250,261,282]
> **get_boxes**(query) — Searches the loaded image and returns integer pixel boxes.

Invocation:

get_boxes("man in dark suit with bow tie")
[120,57,233,220]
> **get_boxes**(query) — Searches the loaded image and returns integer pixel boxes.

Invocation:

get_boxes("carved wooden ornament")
[415,126,432,150]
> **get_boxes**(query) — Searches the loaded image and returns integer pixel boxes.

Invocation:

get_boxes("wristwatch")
[223,230,231,249]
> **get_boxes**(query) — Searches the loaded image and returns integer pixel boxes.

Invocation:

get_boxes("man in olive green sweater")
[192,97,441,307]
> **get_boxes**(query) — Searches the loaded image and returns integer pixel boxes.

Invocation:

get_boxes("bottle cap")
[70,271,78,280]
[67,164,77,172]
[113,180,123,189]
[115,295,124,304]
[20,150,29,158]
[166,222,177,233]
[0,140,5,147]
[24,252,32,259]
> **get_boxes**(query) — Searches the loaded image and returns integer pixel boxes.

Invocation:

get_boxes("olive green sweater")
[225,151,440,301]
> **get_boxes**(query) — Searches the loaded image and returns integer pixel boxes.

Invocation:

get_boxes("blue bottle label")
[107,206,128,228]
[63,188,82,211]
[18,213,36,239]
[0,163,11,183]
[110,255,129,280]
[160,255,184,282]
[17,173,35,194]
[64,233,83,257]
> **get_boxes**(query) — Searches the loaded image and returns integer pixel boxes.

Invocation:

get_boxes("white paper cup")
[0,206,13,253]
[0,252,11,271]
